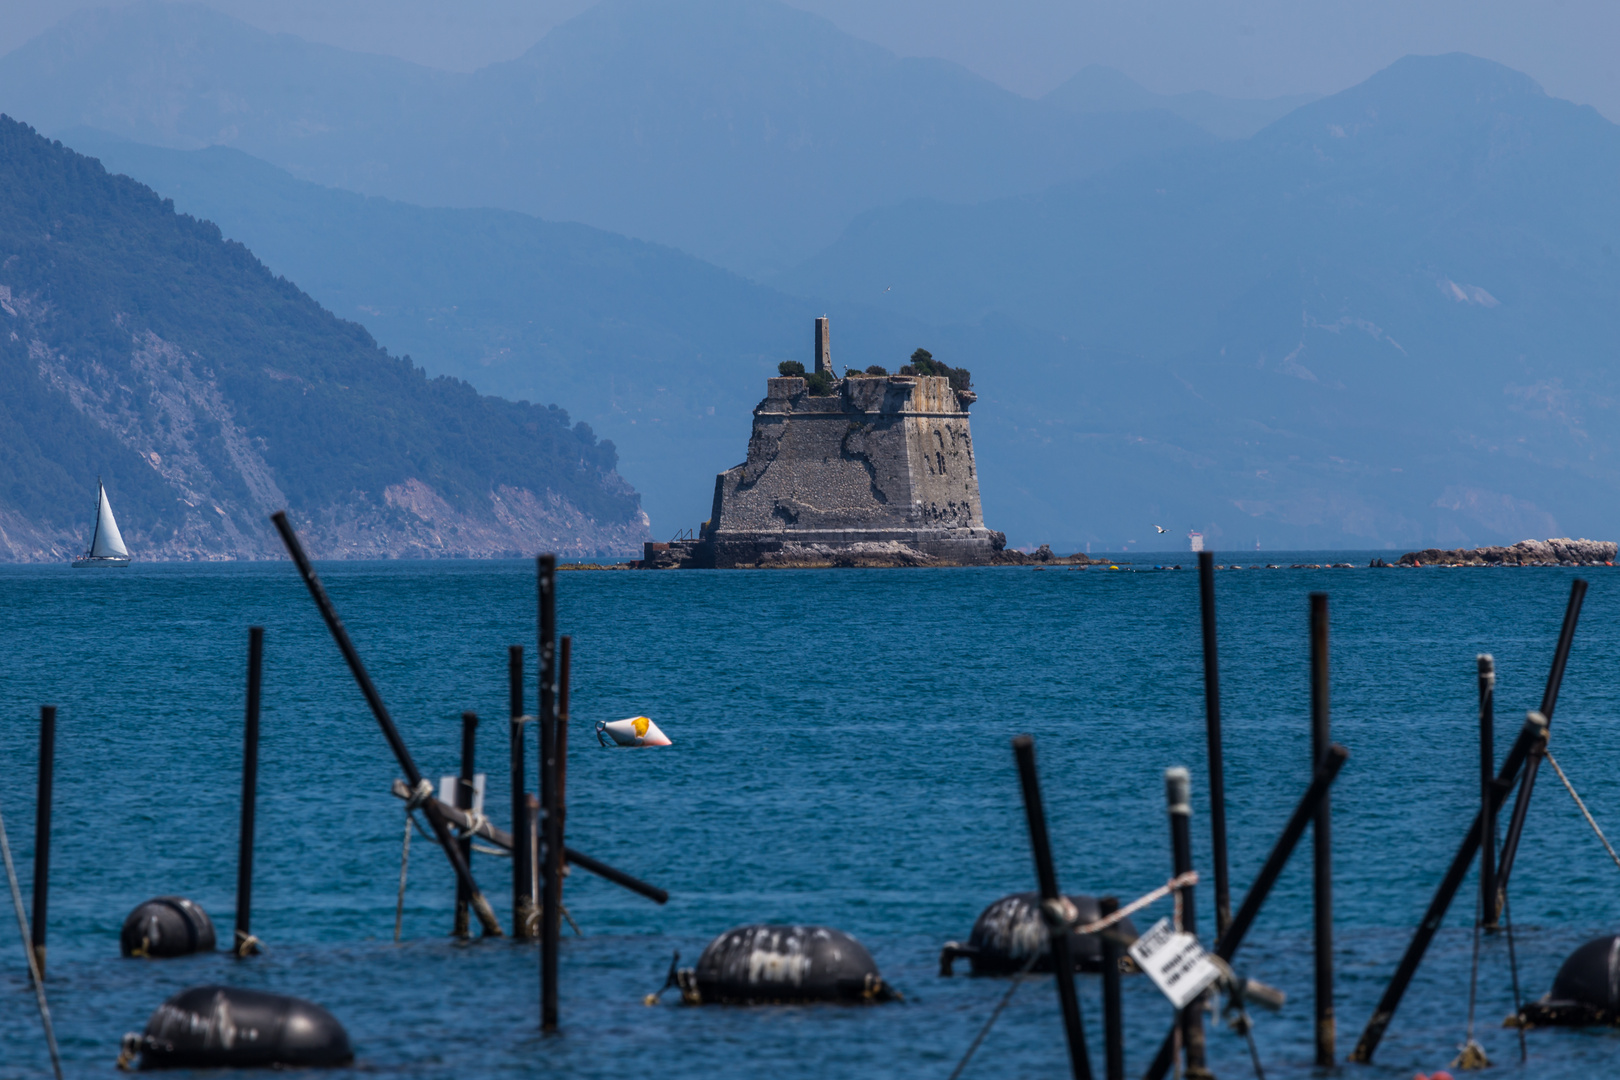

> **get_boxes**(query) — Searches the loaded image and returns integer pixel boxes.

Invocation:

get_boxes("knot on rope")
[233,929,262,957]
[116,1033,142,1071]
[1040,897,1078,928]
[404,778,434,810]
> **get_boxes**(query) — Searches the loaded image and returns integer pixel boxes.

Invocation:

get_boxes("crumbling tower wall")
[691,321,1005,567]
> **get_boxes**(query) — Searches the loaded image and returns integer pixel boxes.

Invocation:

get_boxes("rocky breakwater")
[1388,538,1617,567]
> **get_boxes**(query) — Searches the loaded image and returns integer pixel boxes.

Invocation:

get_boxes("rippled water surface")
[2,555,1619,1078]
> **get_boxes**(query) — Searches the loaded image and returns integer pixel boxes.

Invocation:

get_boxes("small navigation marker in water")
[596,716,672,747]
[71,477,130,567]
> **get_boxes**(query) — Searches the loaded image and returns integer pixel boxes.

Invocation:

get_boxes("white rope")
[1545,750,1620,872]
[0,800,64,1080]
[1076,871,1199,935]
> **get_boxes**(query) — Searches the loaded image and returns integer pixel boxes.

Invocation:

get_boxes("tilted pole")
[31,705,55,977]
[269,511,502,936]
[1012,735,1093,1080]
[1349,711,1546,1063]
[1496,579,1586,901]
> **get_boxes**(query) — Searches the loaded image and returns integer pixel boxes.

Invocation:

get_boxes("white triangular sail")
[89,481,129,559]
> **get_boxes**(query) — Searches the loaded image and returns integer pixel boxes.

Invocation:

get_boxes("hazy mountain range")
[0,117,646,561]
[0,0,1214,277]
[2,1,1617,553]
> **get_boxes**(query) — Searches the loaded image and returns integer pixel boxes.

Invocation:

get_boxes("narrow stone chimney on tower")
[814,316,833,377]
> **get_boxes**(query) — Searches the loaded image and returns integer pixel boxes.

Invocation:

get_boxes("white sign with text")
[1128,918,1221,1009]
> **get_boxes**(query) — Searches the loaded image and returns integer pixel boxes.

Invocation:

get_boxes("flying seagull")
[1153,525,1167,533]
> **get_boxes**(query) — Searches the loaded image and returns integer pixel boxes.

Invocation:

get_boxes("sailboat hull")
[72,556,130,568]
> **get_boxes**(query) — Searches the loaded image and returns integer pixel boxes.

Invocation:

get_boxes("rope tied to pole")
[234,929,263,957]
[1544,750,1620,873]
[0,799,64,1080]
[394,809,413,942]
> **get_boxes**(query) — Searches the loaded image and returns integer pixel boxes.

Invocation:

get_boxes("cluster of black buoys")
[120,897,217,958]
[674,925,899,1004]
[939,892,1138,976]
[116,897,353,1069]
[121,986,353,1070]
[1518,934,1620,1028]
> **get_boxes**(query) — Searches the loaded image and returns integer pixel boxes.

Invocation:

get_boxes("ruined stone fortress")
[647,318,1009,568]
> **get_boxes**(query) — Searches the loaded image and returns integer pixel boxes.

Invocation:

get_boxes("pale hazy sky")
[2,0,1617,118]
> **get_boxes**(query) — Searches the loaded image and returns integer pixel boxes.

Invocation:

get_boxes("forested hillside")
[0,116,647,560]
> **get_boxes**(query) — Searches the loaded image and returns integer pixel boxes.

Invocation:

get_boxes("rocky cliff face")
[0,115,648,561]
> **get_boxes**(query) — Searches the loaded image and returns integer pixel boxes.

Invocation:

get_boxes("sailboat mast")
[87,478,103,556]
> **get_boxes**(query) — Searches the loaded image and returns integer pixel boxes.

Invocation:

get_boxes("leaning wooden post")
[538,554,561,1031]
[1011,735,1093,1080]
[453,710,478,938]
[1496,578,1586,900]
[509,646,535,939]
[1309,592,1335,1066]
[234,628,264,957]
[31,705,55,977]
[1099,895,1125,1080]
[1165,767,1211,1079]
[1478,654,1497,930]
[270,511,502,936]
[1144,745,1351,1080]
[1350,711,1545,1063]
[1197,551,1231,938]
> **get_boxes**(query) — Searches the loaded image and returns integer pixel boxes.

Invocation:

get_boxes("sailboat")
[72,479,131,568]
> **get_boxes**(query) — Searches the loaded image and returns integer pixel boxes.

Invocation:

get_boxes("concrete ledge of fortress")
[636,317,1100,570]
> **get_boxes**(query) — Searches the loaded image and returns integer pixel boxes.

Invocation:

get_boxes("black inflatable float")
[120,897,216,958]
[120,985,353,1070]
[1517,934,1620,1028]
[939,892,1139,976]
[674,924,898,1004]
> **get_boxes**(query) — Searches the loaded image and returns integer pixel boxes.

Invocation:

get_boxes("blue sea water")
[1,555,1618,1079]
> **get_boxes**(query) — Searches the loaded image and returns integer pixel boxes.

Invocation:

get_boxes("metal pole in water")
[234,629,263,957]
[1011,734,1093,1080]
[510,645,535,939]
[270,510,502,936]
[1350,711,1545,1063]
[1497,578,1586,901]
[538,554,560,1031]
[1165,767,1211,1080]
[1309,592,1334,1066]
[1098,895,1125,1080]
[31,705,55,977]
[454,710,478,938]
[1478,654,1497,930]
[557,636,572,916]
[1143,744,1350,1080]
[1197,551,1231,938]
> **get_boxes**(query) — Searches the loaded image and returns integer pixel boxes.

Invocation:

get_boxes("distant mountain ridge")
[778,55,1620,548]
[1043,64,1320,139]
[0,116,647,561]
[0,0,1212,275]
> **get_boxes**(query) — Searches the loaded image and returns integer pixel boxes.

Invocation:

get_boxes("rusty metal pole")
[234,629,263,957]
[1166,767,1211,1080]
[1099,895,1125,1080]
[1478,654,1498,930]
[453,710,478,938]
[510,645,535,939]
[31,705,55,977]
[538,555,560,1031]
[1309,593,1335,1066]
[1197,551,1231,938]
